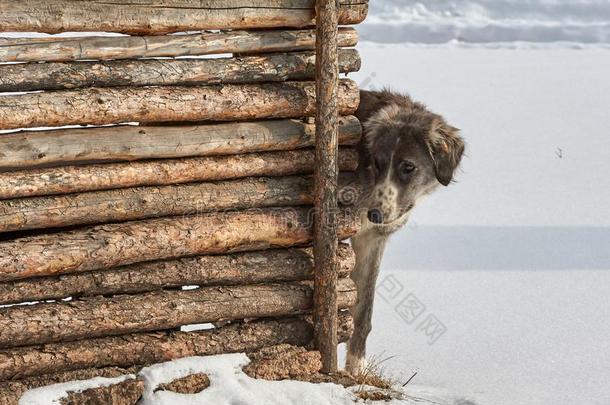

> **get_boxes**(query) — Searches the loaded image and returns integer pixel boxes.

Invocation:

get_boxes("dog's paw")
[345,353,367,376]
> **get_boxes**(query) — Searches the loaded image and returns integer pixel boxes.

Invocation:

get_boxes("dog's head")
[355,92,464,232]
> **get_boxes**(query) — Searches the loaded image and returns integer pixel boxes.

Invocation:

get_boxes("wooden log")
[0,175,338,233]
[243,344,321,381]
[0,173,357,232]
[0,147,359,200]
[313,0,341,374]
[0,279,357,348]
[0,0,368,34]
[0,367,139,405]
[0,27,358,63]
[0,116,361,171]
[0,80,359,130]
[0,207,359,282]
[0,244,356,305]
[154,373,210,394]
[0,313,354,381]
[60,378,144,405]
[0,49,361,93]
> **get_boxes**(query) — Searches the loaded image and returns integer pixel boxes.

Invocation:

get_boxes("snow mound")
[19,353,459,405]
[19,375,136,405]
[139,353,374,405]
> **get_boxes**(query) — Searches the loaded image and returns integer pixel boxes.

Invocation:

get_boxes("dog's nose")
[367,209,384,224]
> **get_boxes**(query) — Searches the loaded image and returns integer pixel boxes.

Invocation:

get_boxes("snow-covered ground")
[362,0,610,44]
[338,42,610,405]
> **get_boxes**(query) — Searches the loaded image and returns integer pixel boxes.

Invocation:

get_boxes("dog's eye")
[398,161,416,179]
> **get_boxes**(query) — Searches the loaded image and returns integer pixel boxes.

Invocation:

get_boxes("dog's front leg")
[345,229,389,375]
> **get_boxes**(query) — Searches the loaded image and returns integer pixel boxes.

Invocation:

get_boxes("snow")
[139,354,359,405]
[350,44,610,228]
[338,40,610,405]
[22,353,450,405]
[19,375,136,405]
[362,0,610,44]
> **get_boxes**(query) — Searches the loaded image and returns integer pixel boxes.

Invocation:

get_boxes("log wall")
[0,0,367,398]
[0,0,368,34]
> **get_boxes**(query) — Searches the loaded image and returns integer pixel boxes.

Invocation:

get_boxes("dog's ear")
[427,119,465,186]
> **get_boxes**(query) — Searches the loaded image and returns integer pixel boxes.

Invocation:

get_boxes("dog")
[343,89,465,375]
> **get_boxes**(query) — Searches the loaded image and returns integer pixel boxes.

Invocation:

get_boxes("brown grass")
[352,354,403,402]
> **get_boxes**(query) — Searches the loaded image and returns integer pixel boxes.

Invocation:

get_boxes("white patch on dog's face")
[371,155,400,222]
[360,106,443,233]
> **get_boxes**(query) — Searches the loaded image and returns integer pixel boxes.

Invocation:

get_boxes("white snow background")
[5,1,610,404]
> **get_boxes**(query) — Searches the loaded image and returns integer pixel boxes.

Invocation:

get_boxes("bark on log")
[60,378,144,405]
[0,244,355,305]
[0,80,359,130]
[154,373,210,394]
[0,367,139,405]
[0,279,357,348]
[0,207,359,282]
[0,175,359,233]
[0,147,359,200]
[0,50,361,93]
[313,0,341,374]
[0,0,368,34]
[0,116,361,171]
[243,344,321,381]
[0,27,358,63]
[0,313,354,381]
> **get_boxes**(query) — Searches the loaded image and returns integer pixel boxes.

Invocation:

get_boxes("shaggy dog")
[344,89,465,374]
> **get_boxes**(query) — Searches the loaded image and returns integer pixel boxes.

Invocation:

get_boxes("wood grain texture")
[0,27,358,63]
[0,0,368,34]
[0,80,359,130]
[0,175,322,233]
[0,147,359,200]
[0,313,354,381]
[313,0,342,374]
[0,207,360,282]
[0,245,355,305]
[0,279,357,348]
[0,50,361,92]
[0,116,361,170]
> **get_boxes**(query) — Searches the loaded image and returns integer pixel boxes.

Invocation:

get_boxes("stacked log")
[0,0,368,34]
[0,0,367,401]
[0,245,356,305]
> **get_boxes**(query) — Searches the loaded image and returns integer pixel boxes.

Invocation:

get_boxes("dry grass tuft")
[351,353,404,402]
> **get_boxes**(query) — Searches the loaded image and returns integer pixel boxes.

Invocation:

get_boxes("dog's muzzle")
[367,209,384,224]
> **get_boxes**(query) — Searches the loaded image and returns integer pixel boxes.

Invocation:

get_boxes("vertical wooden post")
[313,0,340,374]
